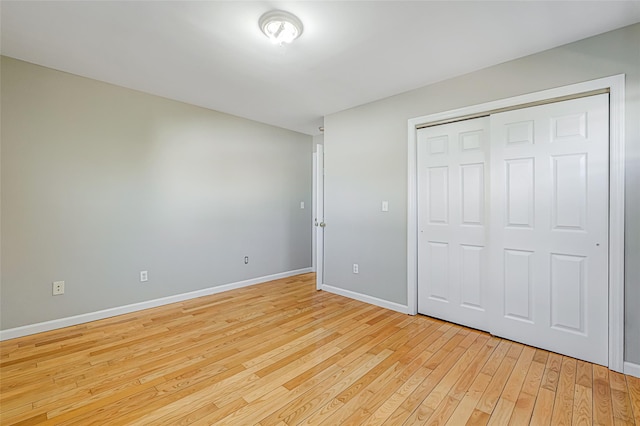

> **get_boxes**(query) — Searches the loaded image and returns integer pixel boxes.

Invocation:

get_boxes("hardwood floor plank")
[573,383,593,425]
[476,345,518,414]
[259,319,430,425]
[594,364,616,425]
[409,335,485,412]
[480,340,511,376]
[486,398,515,426]
[423,394,460,426]
[340,331,452,425]
[0,405,42,426]
[362,366,430,425]
[628,375,640,424]
[1,273,639,426]
[529,387,556,425]
[520,360,546,397]
[541,352,564,392]
[533,349,550,364]
[235,333,368,405]
[396,345,467,424]
[576,360,594,389]
[274,350,393,425]
[188,397,247,426]
[318,360,403,425]
[448,336,498,400]
[610,372,636,424]
[508,359,545,425]
[501,346,535,402]
[366,366,433,424]
[466,409,491,426]
[446,373,493,425]
[508,391,536,425]
[550,356,577,425]
[5,413,48,426]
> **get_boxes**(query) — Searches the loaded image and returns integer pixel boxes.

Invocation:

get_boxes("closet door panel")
[489,94,609,365]
[417,117,490,330]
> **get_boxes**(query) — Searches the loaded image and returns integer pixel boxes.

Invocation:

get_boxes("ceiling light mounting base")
[259,10,303,45]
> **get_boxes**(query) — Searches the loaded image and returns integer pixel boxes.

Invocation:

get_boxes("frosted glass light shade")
[259,10,303,45]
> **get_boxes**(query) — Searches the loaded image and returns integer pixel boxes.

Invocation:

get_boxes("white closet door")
[417,117,490,331]
[489,94,609,365]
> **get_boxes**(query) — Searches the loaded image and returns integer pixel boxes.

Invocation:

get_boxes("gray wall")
[324,24,640,363]
[1,57,313,329]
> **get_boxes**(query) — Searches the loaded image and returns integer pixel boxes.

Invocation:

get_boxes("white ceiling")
[2,1,640,135]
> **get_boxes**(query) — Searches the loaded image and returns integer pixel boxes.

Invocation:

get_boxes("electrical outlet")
[140,271,148,282]
[300,201,305,209]
[52,281,65,295]
[353,264,359,274]
[244,256,249,264]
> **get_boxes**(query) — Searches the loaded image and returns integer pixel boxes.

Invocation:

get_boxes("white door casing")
[315,144,325,290]
[417,117,490,331]
[312,152,317,272]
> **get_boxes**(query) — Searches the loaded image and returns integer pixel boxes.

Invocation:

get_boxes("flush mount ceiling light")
[259,10,303,45]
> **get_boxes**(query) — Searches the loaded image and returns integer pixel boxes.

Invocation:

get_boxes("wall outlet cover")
[52,281,65,295]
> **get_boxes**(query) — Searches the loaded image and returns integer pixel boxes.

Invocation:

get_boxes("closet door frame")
[407,74,626,372]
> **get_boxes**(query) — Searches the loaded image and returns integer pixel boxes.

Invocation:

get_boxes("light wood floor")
[1,273,639,425]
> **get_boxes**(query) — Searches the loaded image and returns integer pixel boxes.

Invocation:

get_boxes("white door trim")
[312,152,317,273]
[407,74,626,372]
[315,144,325,290]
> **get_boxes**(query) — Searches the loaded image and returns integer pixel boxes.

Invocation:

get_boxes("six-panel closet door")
[489,94,609,366]
[417,117,491,331]
[417,94,610,365]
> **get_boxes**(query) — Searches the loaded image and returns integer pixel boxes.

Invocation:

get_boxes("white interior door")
[315,144,324,290]
[417,117,491,331]
[489,94,609,365]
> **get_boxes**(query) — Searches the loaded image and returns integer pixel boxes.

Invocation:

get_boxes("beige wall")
[1,57,313,329]
[324,24,640,363]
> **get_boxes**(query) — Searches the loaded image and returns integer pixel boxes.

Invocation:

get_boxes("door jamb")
[315,144,325,291]
[407,75,625,372]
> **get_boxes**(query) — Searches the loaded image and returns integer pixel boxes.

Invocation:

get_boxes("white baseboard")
[320,284,410,315]
[624,361,640,378]
[0,268,313,341]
